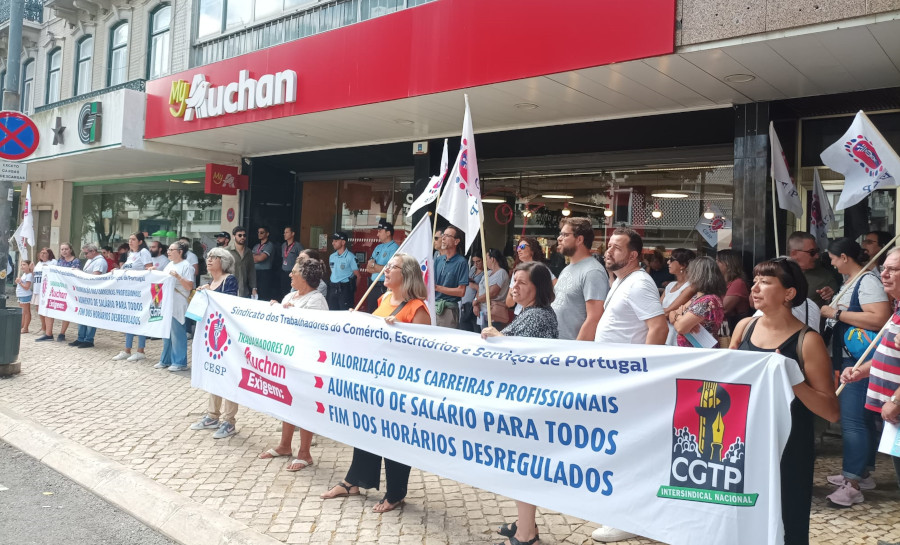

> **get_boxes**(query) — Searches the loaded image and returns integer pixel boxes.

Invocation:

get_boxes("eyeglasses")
[883,266,900,276]
[384,264,399,272]
[791,248,818,257]
[666,257,676,263]
[517,243,528,250]
[558,232,573,238]
[235,234,246,238]
[862,239,879,245]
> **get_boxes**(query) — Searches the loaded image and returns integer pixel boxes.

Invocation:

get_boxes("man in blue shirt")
[365,219,399,312]
[327,231,359,311]
[434,224,468,328]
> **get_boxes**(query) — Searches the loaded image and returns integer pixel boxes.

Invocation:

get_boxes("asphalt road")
[0,440,177,545]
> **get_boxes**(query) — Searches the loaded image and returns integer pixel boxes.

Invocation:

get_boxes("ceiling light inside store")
[522,209,533,218]
[723,73,755,83]
[182,181,202,185]
[394,119,415,125]
[482,197,506,204]
[704,209,715,220]
[514,102,539,110]
[561,204,571,217]
[541,194,574,199]
[651,192,689,199]
[603,208,613,218]
[651,209,662,219]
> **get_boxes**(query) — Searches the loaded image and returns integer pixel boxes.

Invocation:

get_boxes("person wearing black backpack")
[819,238,891,507]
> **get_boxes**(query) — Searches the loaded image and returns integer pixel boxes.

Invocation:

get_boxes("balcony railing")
[35,79,145,113]
[0,0,44,25]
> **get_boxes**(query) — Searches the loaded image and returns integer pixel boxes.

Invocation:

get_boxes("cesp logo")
[657,379,758,507]
[169,80,191,118]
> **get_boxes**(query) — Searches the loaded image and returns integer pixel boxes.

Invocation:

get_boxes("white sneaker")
[826,473,876,490]
[126,352,146,362]
[592,526,637,542]
[111,351,130,361]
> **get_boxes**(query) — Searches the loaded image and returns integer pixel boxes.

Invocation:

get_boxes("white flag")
[12,184,35,259]
[769,123,803,217]
[407,139,449,218]
[436,95,483,252]
[394,214,435,325]
[821,111,900,210]
[809,169,834,251]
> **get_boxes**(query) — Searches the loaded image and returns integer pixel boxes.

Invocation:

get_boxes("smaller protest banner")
[39,266,175,338]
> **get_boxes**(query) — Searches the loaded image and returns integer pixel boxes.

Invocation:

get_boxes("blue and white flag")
[407,139,449,218]
[769,123,803,217]
[436,95,483,252]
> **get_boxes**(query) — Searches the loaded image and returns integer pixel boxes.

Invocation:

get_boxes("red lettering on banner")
[46,299,68,311]
[239,368,294,405]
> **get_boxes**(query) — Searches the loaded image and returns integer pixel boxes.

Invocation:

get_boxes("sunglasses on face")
[793,248,818,257]
[517,243,528,250]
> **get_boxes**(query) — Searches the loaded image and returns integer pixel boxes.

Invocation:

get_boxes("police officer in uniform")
[327,231,360,311]
[365,220,399,312]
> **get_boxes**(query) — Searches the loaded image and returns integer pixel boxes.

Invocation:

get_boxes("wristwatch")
[835,310,842,322]
[890,394,900,405]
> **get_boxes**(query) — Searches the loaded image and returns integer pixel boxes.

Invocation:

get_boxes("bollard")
[0,306,22,373]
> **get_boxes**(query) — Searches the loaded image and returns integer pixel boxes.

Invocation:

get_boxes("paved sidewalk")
[2,328,899,544]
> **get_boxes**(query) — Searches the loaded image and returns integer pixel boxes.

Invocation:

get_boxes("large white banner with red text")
[39,266,175,338]
[191,291,801,545]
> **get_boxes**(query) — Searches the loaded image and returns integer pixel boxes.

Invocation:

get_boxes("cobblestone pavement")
[2,328,899,545]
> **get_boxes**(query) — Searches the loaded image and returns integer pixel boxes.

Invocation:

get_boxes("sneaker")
[56,334,66,342]
[212,422,237,439]
[827,482,865,507]
[190,416,220,430]
[591,526,637,542]
[68,340,84,347]
[126,352,146,362]
[168,365,189,372]
[153,362,170,369]
[112,351,130,361]
[77,342,95,348]
[35,334,53,342]
[826,473,876,490]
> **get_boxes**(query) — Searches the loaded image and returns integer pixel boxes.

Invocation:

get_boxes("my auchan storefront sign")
[145,0,676,139]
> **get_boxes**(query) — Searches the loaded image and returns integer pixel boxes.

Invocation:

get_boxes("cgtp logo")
[148,283,164,322]
[204,311,232,360]
[657,379,757,506]
[844,135,884,178]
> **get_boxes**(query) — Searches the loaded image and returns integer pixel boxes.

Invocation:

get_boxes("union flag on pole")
[769,123,803,217]
[436,95,482,252]
[12,184,35,259]
[394,214,435,325]
[407,139,449,218]
[821,111,900,210]
[809,169,834,251]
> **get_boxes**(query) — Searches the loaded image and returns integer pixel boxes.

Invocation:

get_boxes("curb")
[0,403,282,545]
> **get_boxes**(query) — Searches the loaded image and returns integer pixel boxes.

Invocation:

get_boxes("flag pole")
[353,213,432,312]
[478,217,492,327]
[827,232,900,310]
[771,177,780,257]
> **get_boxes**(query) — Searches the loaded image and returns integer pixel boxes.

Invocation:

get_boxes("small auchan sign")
[169,70,298,121]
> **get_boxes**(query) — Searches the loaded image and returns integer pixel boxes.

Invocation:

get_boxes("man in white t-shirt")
[551,217,608,340]
[149,240,170,270]
[592,229,666,543]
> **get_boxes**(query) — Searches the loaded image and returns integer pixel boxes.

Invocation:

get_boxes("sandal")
[285,458,313,472]
[372,496,404,513]
[320,482,359,499]
[497,536,539,545]
[258,448,291,459]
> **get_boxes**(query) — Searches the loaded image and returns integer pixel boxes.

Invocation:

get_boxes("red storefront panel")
[146,0,676,138]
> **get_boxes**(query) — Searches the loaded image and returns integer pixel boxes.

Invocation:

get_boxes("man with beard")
[213,231,231,250]
[280,226,303,299]
[591,227,666,544]
[862,230,893,275]
[788,231,840,307]
[550,217,608,340]
[229,226,258,298]
[149,240,170,270]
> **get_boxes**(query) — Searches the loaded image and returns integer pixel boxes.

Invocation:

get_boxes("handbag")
[837,272,879,362]
[717,321,732,349]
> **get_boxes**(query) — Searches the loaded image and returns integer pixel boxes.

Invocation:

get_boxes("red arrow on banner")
[314,377,324,389]
[315,402,325,414]
[317,351,327,363]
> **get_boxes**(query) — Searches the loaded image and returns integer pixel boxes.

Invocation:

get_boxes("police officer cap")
[332,231,349,241]
[377,220,394,235]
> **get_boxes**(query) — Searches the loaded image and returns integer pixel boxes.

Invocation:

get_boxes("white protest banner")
[39,266,175,337]
[769,123,803,216]
[879,422,900,456]
[192,292,801,545]
[694,203,731,247]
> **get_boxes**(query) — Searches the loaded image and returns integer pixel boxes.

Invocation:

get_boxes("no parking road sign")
[0,111,40,160]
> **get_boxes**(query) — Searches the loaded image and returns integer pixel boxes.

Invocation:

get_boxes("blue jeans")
[159,318,187,368]
[125,333,146,350]
[77,325,96,343]
[839,359,878,480]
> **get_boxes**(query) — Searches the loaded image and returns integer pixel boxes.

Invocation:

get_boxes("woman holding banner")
[730,258,838,545]
[33,247,56,340]
[258,256,328,467]
[321,253,429,512]
[482,261,558,545]
[38,242,81,342]
[114,233,154,363]
[818,238,891,507]
[154,241,195,373]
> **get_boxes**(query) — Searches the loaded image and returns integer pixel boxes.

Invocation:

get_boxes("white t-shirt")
[151,255,170,270]
[16,272,33,298]
[165,260,196,324]
[83,255,109,274]
[281,290,329,311]
[753,298,821,332]
[662,281,692,346]
[595,269,664,345]
[123,248,153,271]
[186,250,199,267]
[833,272,887,311]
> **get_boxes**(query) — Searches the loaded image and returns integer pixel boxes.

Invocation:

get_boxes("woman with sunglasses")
[474,248,510,331]
[717,249,751,330]
[818,238,891,507]
[661,248,696,345]
[506,238,554,317]
[730,258,838,545]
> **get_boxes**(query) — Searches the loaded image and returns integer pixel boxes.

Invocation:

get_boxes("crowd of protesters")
[14,218,900,545]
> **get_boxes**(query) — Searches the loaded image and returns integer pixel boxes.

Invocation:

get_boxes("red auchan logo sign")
[169,70,298,121]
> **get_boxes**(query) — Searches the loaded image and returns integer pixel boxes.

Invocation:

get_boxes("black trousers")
[344,448,410,503]
[781,399,815,545]
[365,282,387,313]
[256,268,277,302]
[278,269,292,300]
[327,281,354,311]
